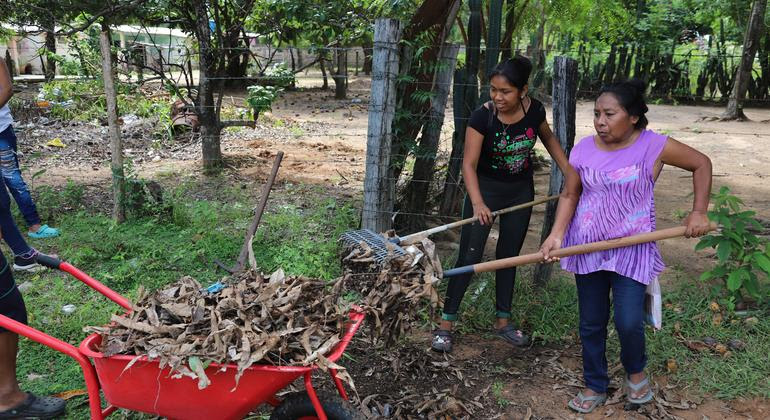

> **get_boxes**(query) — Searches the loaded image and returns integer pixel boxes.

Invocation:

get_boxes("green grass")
[646,276,770,398]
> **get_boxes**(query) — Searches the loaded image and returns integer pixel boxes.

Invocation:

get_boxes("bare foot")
[0,390,27,411]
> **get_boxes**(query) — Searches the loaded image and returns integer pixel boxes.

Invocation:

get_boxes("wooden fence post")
[100,24,126,223]
[533,56,577,286]
[362,19,402,232]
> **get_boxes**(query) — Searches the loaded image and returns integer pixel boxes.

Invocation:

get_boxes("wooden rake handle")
[399,195,559,245]
[443,223,718,277]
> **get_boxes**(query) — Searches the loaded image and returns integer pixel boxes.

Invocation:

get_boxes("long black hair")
[598,79,649,129]
[488,56,532,89]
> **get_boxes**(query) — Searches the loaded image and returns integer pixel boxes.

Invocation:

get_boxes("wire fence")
[5,38,770,229]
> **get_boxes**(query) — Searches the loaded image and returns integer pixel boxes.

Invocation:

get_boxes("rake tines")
[339,229,407,264]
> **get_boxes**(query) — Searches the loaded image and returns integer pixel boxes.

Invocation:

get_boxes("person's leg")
[0,127,42,231]
[0,333,25,411]
[0,177,33,258]
[610,273,650,401]
[0,252,28,410]
[493,179,534,331]
[0,252,65,416]
[440,193,493,328]
[572,271,612,410]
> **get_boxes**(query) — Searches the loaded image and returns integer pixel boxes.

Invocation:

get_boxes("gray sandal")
[626,375,654,404]
[431,329,453,353]
[496,324,529,347]
[567,391,607,414]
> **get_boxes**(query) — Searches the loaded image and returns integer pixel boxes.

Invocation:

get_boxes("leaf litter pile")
[86,236,442,390]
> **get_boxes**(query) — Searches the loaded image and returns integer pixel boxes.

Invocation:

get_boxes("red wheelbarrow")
[0,255,365,420]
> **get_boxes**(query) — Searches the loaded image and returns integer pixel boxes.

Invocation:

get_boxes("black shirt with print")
[468,98,546,182]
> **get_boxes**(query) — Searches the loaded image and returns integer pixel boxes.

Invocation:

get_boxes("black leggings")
[0,250,27,333]
[442,175,534,320]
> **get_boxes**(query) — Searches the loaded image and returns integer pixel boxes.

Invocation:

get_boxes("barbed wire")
[5,43,754,59]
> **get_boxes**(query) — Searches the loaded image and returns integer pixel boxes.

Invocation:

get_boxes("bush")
[696,186,770,305]
[246,85,283,121]
[263,63,296,88]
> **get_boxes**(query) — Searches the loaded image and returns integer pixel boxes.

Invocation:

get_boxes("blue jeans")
[0,125,41,228]
[575,271,647,394]
[0,172,33,257]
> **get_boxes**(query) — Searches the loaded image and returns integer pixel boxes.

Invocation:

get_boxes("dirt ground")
[13,74,770,419]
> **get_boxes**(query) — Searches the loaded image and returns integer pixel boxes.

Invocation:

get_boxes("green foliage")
[246,85,283,120]
[697,187,770,303]
[262,63,296,88]
[38,80,173,141]
[63,25,102,78]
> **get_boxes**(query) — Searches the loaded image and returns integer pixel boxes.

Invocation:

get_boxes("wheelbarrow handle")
[35,254,133,310]
[443,223,718,278]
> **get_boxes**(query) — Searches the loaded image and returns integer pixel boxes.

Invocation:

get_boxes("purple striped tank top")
[560,130,668,285]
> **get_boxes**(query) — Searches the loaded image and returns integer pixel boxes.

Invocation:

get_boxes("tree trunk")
[362,39,373,74]
[723,0,767,120]
[398,44,460,232]
[603,44,617,84]
[530,1,546,92]
[440,0,482,216]
[389,0,462,191]
[320,52,329,90]
[99,26,125,223]
[616,45,628,80]
[479,0,503,103]
[759,31,770,99]
[195,0,223,171]
[333,48,347,99]
[44,28,56,81]
[500,0,516,61]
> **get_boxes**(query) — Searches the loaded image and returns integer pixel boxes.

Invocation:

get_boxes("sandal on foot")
[495,324,529,347]
[567,391,607,414]
[0,393,66,419]
[626,375,653,404]
[28,225,60,239]
[431,329,453,353]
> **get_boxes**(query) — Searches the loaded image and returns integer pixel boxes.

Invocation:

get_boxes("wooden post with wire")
[534,56,578,286]
[362,19,402,232]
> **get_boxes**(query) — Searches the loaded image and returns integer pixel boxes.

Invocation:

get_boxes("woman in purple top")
[540,79,712,413]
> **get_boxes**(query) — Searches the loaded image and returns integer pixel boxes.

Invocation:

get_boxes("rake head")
[340,229,406,263]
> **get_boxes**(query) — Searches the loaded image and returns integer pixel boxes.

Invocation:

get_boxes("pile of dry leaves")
[338,237,442,345]
[87,236,442,390]
[87,269,351,388]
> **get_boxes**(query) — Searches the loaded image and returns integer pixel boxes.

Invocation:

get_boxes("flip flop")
[431,329,453,353]
[626,375,654,404]
[28,224,60,239]
[0,393,65,419]
[567,390,607,414]
[495,324,529,347]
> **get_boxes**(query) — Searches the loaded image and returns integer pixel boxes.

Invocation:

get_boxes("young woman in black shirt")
[432,56,580,353]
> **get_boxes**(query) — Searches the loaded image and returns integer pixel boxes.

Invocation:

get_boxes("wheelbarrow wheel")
[270,391,363,420]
